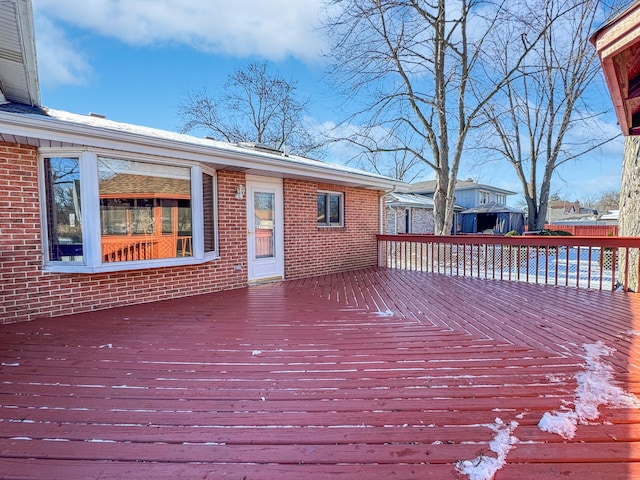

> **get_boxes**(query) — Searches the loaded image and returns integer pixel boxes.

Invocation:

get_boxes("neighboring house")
[547,199,597,224]
[408,178,519,233]
[386,193,435,234]
[409,178,516,209]
[0,1,405,323]
[598,210,619,226]
[385,192,464,234]
[550,209,619,228]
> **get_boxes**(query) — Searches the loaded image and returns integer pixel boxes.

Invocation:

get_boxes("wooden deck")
[2,268,640,479]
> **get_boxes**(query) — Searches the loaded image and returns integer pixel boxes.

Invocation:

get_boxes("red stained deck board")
[4,438,640,467]
[4,422,640,446]
[1,460,635,480]
[0,460,460,480]
[2,268,640,478]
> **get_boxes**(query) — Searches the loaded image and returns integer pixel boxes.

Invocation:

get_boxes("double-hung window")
[317,191,344,227]
[40,150,218,273]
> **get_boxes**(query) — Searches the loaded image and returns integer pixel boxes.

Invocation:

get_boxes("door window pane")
[254,191,274,259]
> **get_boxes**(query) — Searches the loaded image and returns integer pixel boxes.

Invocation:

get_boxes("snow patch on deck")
[539,341,640,440]
[456,417,519,480]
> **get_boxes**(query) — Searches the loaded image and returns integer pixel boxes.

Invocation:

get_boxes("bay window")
[40,150,218,272]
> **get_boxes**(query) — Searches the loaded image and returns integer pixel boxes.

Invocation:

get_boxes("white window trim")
[39,148,220,274]
[317,190,344,227]
[200,166,220,263]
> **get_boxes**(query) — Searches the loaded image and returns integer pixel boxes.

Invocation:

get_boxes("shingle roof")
[386,192,464,211]
[409,179,516,196]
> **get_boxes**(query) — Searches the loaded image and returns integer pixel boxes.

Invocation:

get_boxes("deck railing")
[378,234,640,292]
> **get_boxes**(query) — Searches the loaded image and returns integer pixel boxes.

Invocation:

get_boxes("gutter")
[0,109,407,191]
[380,185,398,234]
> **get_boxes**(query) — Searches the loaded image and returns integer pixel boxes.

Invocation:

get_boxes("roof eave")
[590,1,640,135]
[16,0,40,106]
[0,110,406,191]
[0,0,41,106]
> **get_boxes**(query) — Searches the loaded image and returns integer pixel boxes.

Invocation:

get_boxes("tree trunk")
[618,136,640,291]
[526,198,539,232]
[432,169,449,235]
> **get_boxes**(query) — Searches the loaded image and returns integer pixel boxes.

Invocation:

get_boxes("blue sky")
[32,0,624,204]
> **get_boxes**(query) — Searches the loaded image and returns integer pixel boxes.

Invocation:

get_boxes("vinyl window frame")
[38,148,220,273]
[317,190,344,227]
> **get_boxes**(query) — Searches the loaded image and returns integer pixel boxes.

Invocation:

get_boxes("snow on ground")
[455,418,519,480]
[539,341,640,440]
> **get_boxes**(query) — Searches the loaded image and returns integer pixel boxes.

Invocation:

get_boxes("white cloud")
[33,16,93,88]
[33,0,327,62]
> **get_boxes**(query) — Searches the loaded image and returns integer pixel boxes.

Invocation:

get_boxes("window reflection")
[44,157,83,262]
[98,158,193,262]
[254,191,274,258]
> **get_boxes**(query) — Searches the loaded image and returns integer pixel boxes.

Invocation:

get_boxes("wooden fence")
[543,224,618,236]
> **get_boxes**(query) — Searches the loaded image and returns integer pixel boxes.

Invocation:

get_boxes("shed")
[460,202,525,235]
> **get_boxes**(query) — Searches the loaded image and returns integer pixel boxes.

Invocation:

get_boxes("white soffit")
[0,0,40,106]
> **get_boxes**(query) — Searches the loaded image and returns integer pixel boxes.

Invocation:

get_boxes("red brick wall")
[0,142,383,323]
[0,142,248,324]
[283,179,382,279]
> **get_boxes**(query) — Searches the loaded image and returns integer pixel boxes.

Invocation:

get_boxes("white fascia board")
[0,110,406,190]
[15,0,40,106]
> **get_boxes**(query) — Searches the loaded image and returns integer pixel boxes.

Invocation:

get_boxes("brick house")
[0,1,404,323]
[385,193,436,234]
[405,178,517,233]
[385,192,464,234]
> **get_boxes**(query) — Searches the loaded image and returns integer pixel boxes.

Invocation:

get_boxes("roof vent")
[237,142,284,155]
[89,112,105,119]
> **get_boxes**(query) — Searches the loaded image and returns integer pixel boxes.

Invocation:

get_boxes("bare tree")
[335,127,425,181]
[583,189,620,211]
[323,0,556,234]
[480,0,623,231]
[598,190,620,210]
[178,62,323,157]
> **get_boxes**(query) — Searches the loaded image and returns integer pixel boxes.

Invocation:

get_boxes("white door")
[246,176,284,282]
